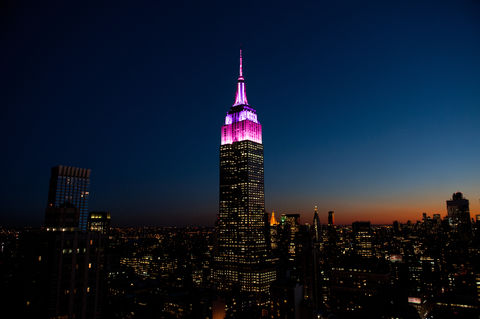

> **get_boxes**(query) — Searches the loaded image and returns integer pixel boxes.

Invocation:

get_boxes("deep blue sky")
[2,0,480,226]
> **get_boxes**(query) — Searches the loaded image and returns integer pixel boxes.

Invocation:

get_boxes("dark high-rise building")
[446,192,471,238]
[312,206,321,310]
[328,211,335,226]
[47,165,91,230]
[213,51,275,300]
[392,220,400,234]
[15,168,104,319]
[313,206,320,242]
[282,214,301,263]
[45,204,80,229]
[352,221,373,258]
[19,230,104,319]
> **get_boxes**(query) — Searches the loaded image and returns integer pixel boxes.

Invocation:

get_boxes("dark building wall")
[17,230,104,319]
[446,192,471,240]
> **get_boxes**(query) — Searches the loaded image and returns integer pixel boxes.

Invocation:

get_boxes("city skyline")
[3,1,480,226]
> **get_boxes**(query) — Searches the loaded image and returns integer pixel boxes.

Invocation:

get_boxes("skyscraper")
[19,166,103,319]
[213,51,275,300]
[446,192,471,239]
[328,211,335,227]
[19,230,105,319]
[352,221,373,258]
[312,206,321,310]
[313,206,320,242]
[47,165,91,230]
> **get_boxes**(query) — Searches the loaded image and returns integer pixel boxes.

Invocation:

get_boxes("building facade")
[352,221,373,258]
[328,211,335,227]
[47,165,91,230]
[19,230,104,319]
[88,211,111,234]
[446,192,471,239]
[213,51,275,300]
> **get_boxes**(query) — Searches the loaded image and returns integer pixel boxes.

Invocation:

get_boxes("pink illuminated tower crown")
[221,50,262,145]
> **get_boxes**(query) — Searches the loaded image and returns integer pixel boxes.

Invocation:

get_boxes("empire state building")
[213,51,276,298]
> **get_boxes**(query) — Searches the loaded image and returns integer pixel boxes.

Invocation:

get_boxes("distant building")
[270,210,279,226]
[352,221,373,258]
[88,211,111,234]
[329,262,391,315]
[313,206,320,242]
[392,221,400,234]
[283,214,301,262]
[328,211,335,227]
[270,211,280,250]
[446,192,471,239]
[47,165,91,230]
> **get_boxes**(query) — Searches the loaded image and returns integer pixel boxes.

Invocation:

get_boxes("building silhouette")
[47,165,91,231]
[45,204,80,229]
[313,206,320,243]
[352,221,373,258]
[212,51,275,306]
[14,165,105,319]
[19,230,105,319]
[446,192,471,239]
[328,211,335,227]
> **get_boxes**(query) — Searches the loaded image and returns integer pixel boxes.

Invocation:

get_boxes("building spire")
[233,49,248,106]
[239,49,243,77]
[270,210,279,226]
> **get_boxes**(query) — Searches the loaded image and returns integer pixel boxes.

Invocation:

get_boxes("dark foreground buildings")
[2,165,107,319]
[18,229,105,319]
[2,193,479,318]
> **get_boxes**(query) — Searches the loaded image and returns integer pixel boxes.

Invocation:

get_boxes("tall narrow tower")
[213,51,275,298]
[313,206,320,242]
[328,211,335,227]
[446,192,471,240]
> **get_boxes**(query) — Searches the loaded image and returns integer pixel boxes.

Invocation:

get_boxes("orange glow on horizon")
[282,197,480,225]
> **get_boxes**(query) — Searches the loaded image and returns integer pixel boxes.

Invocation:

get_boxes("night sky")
[2,1,480,226]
